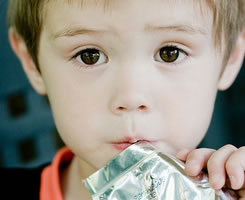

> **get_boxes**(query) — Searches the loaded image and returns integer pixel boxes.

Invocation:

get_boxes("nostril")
[139,105,147,110]
[118,106,125,110]
[115,105,148,112]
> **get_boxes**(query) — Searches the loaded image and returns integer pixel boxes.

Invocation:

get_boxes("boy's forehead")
[43,0,213,38]
[46,0,211,8]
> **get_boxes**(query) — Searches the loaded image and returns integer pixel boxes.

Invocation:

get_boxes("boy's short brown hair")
[8,0,245,67]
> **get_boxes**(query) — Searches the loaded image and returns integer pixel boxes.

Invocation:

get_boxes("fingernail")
[177,149,189,157]
[230,175,239,189]
[185,160,199,175]
[210,174,222,189]
[176,151,184,159]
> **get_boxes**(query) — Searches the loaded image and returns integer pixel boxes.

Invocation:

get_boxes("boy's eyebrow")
[52,23,208,39]
[144,24,208,35]
[51,27,110,39]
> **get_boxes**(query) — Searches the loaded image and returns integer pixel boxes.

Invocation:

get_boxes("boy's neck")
[61,156,93,200]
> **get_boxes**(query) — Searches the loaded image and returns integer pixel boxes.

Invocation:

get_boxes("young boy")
[7,0,245,199]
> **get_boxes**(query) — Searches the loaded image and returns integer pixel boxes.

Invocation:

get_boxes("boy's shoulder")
[0,163,49,200]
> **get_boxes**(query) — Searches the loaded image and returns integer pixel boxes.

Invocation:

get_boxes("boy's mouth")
[112,137,152,151]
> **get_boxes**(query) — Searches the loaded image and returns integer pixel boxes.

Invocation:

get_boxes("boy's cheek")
[38,38,220,156]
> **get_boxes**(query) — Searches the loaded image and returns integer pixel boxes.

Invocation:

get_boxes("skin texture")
[9,0,245,199]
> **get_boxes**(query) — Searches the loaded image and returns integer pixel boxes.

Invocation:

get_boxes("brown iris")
[80,49,100,65]
[160,47,179,63]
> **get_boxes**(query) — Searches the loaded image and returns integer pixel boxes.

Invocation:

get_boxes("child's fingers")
[176,149,191,161]
[225,147,245,190]
[184,148,215,177]
[207,144,237,190]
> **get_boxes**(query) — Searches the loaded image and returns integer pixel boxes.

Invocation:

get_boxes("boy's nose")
[109,61,154,115]
[110,94,150,114]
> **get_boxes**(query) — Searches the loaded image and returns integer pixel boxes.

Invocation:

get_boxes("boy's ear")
[8,28,46,95]
[218,30,245,91]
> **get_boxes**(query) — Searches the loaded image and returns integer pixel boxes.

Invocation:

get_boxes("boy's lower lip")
[112,142,133,151]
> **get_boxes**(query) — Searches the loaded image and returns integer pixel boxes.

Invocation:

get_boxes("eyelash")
[71,47,108,69]
[71,44,189,69]
[154,44,189,66]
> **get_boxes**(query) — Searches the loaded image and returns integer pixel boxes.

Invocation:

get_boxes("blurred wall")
[0,0,63,167]
[0,0,245,167]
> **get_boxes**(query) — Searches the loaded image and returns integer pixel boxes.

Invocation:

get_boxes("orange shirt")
[40,147,74,200]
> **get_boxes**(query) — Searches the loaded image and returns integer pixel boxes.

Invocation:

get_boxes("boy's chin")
[151,141,177,155]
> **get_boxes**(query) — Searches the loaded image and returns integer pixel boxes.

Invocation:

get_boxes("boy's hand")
[176,145,245,198]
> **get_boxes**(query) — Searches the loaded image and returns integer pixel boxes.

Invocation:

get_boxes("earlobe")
[8,28,47,95]
[218,30,245,91]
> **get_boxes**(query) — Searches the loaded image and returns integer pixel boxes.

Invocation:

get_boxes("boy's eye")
[155,46,186,63]
[75,48,107,65]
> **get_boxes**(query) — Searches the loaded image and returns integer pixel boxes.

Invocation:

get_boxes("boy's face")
[38,0,223,173]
